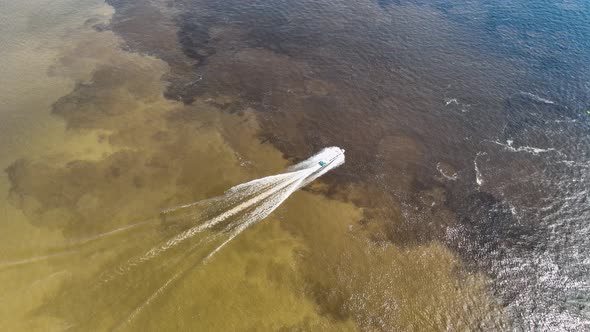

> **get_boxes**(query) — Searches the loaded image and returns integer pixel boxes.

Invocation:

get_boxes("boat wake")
[5,146,345,329]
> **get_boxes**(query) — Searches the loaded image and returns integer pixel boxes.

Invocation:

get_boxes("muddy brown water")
[1,0,588,330]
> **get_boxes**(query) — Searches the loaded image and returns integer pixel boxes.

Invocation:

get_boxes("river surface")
[0,0,589,331]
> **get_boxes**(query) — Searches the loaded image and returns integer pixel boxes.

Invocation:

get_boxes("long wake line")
[112,146,345,328]
[1,147,345,329]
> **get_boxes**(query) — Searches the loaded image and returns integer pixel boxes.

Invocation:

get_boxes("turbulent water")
[1,0,589,331]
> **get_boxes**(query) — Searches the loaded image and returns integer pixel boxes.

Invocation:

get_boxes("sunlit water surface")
[1,0,589,331]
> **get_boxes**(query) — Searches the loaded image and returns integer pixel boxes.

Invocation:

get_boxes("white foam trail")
[0,219,158,270]
[111,147,345,328]
[488,139,562,156]
[116,179,306,330]
[445,98,458,106]
[474,152,486,187]
[0,251,76,270]
[154,146,344,254]
[101,170,306,282]
[136,161,330,263]
[520,91,556,105]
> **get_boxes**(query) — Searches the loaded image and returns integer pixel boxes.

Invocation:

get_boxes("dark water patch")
[448,191,526,268]
[104,0,200,103]
[166,0,519,183]
[100,0,516,261]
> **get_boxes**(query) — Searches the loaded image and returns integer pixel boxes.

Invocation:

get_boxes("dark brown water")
[1,0,589,330]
